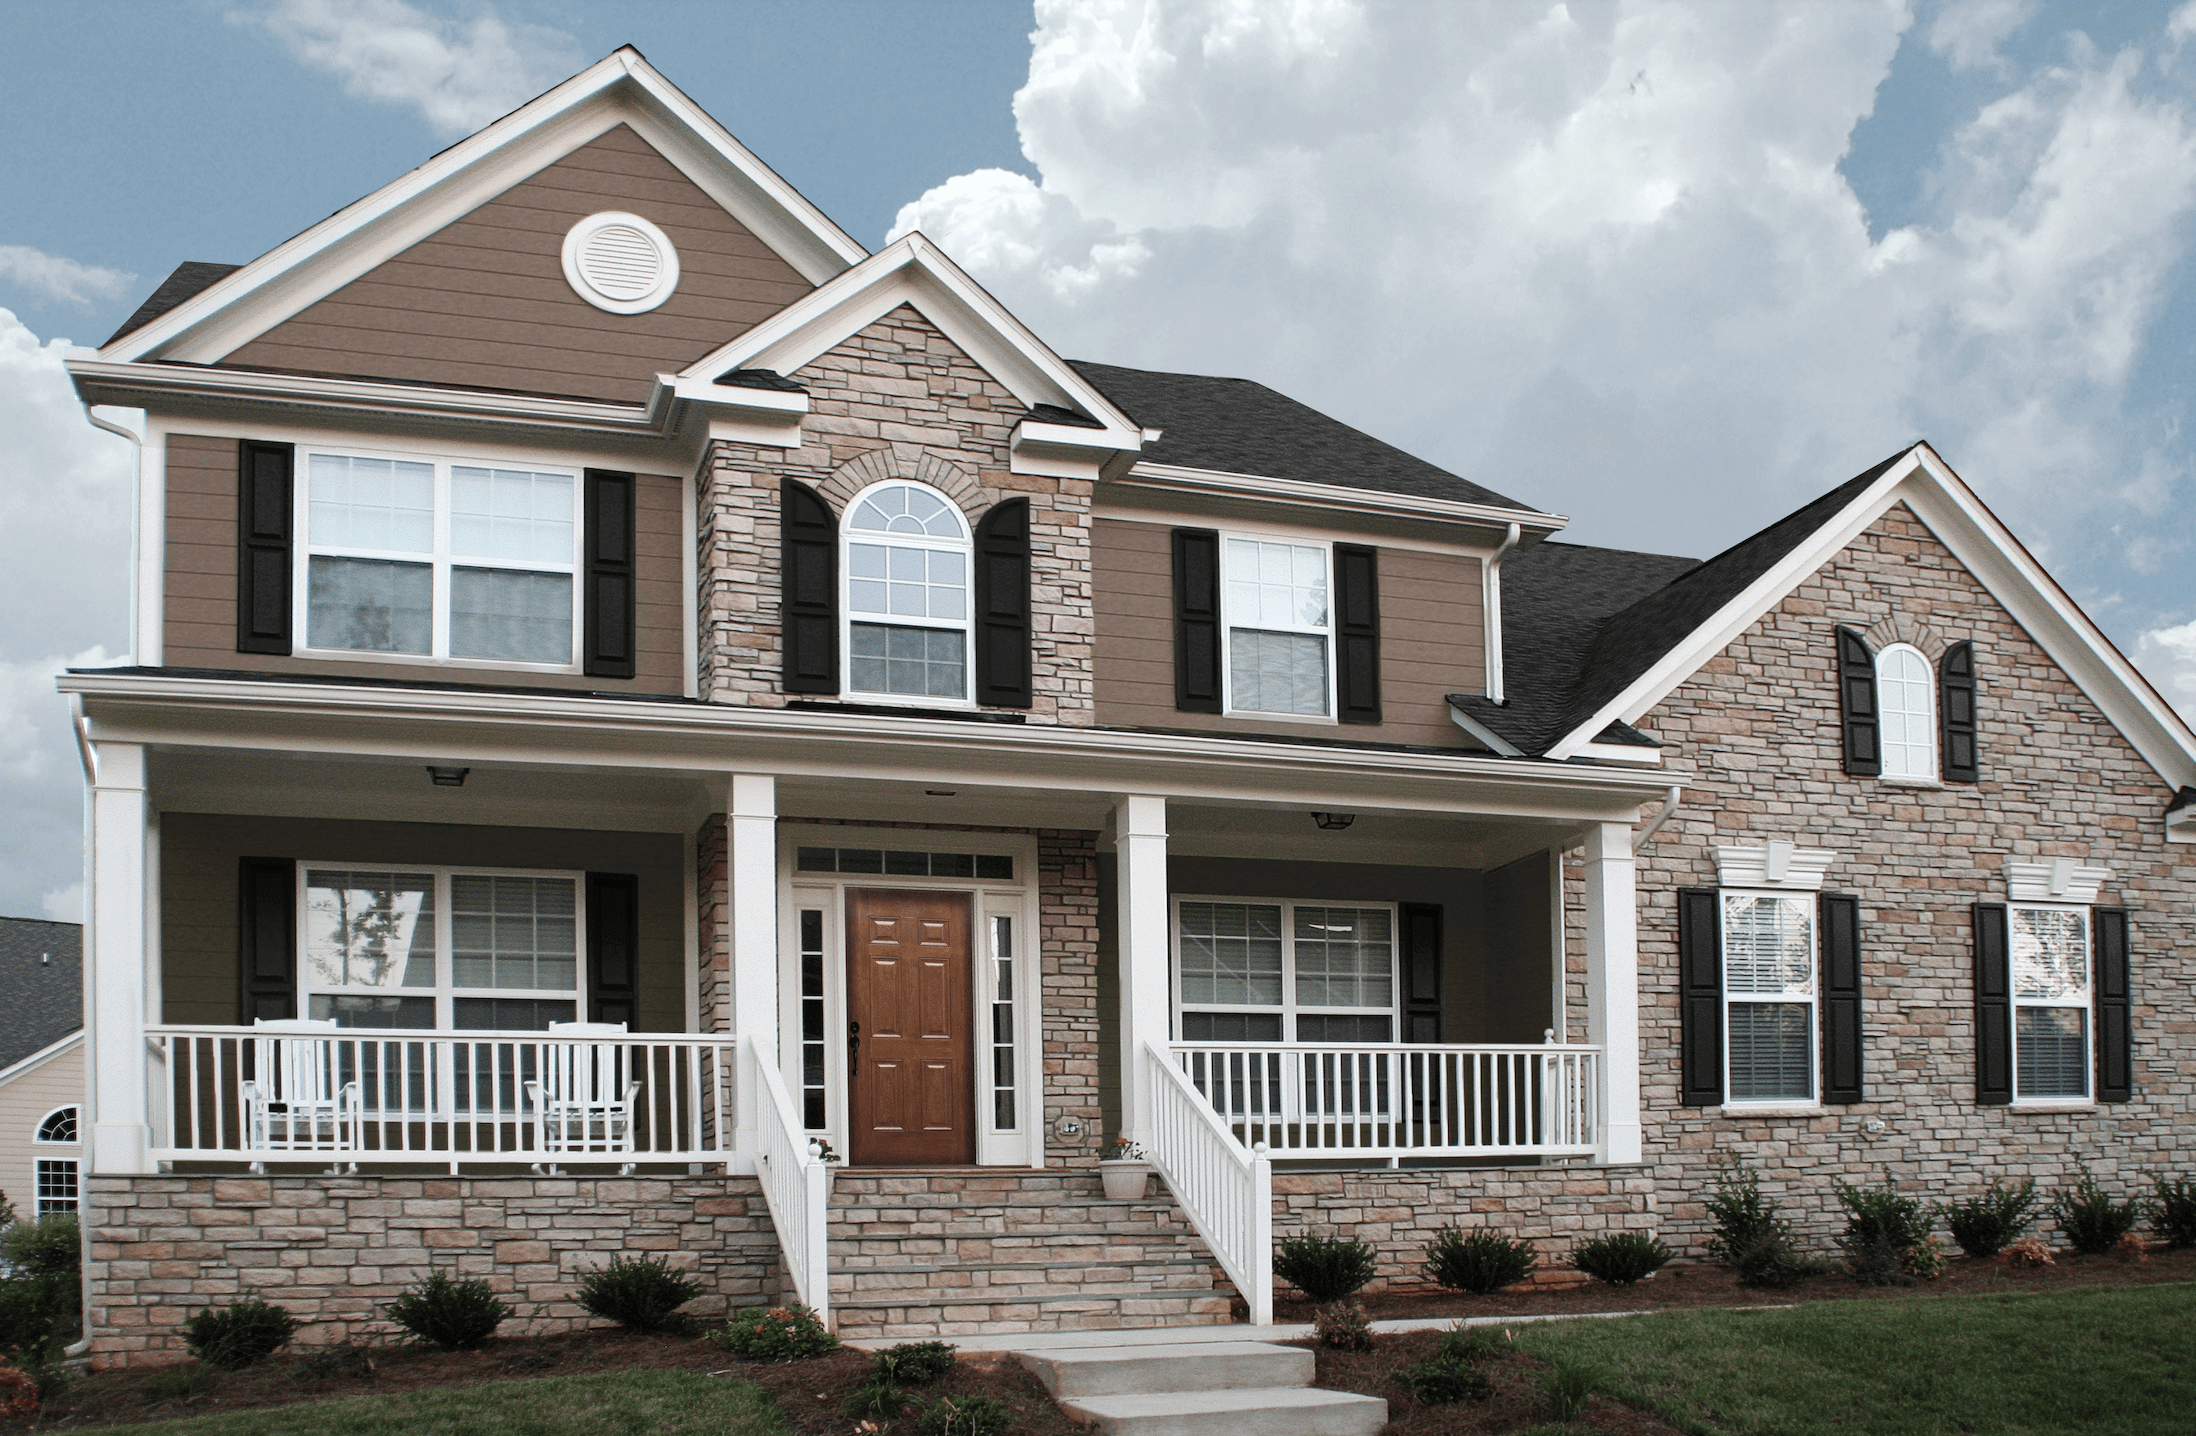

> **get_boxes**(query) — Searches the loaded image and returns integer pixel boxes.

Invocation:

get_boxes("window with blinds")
[1175,898,1398,1043]
[1222,538,1332,717]
[1721,892,1817,1103]
[2011,905,2089,1099]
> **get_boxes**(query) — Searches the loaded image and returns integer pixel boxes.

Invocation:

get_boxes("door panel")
[847,889,974,1165]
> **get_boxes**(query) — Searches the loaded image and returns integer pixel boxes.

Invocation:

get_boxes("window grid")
[1877,644,1936,779]
[799,909,827,1130]
[34,1107,77,1145]
[35,1160,77,1217]
[990,915,1017,1130]
[1222,537,1333,718]
[299,450,580,668]
[2012,904,2090,1100]
[842,482,972,703]
[1174,897,1398,1043]
[1721,891,1817,1104]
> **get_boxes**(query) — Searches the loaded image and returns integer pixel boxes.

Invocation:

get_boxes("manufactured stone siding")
[1588,502,2196,1252]
[696,306,1095,722]
[84,1174,778,1366]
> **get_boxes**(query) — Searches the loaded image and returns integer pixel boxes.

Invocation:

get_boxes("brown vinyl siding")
[1092,517,1484,745]
[159,815,686,1032]
[222,125,813,403]
[163,434,687,693]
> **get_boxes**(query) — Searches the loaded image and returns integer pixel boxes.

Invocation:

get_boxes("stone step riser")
[1019,1342,1315,1399]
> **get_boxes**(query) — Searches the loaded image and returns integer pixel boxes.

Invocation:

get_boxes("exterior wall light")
[1311,812,1356,830]
[426,766,470,787]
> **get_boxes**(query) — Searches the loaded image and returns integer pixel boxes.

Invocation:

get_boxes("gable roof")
[1069,360,1541,512]
[105,262,241,346]
[97,47,866,367]
[0,918,81,1072]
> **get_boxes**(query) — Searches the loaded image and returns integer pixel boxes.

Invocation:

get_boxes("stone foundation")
[85,1174,781,1367]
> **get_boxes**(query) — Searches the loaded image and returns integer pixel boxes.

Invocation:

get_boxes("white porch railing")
[1143,1041,1273,1325]
[740,1039,832,1326]
[145,1026,738,1167]
[1172,1042,1602,1159]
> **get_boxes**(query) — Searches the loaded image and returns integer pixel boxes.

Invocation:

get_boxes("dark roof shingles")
[103,262,241,348]
[0,918,81,1072]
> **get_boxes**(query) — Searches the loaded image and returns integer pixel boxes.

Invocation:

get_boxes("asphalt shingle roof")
[0,918,81,1072]
[104,262,241,347]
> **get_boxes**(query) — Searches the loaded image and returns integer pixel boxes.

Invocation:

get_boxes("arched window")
[34,1107,76,1145]
[843,482,971,702]
[1876,644,1936,779]
[33,1107,77,1216]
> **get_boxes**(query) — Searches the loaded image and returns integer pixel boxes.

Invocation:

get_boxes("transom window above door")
[300,864,582,1031]
[1224,538,1332,717]
[1174,898,1396,1043]
[843,482,971,702]
[301,450,580,667]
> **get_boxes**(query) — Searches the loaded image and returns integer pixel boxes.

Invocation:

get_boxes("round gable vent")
[561,211,680,314]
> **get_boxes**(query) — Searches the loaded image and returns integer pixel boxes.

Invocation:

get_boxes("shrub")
[913,1394,1014,1435]
[1570,1232,1673,1286]
[0,1215,78,1280]
[1312,1302,1373,1352]
[1842,1237,1914,1288]
[574,1254,705,1334]
[2055,1170,2144,1255]
[710,1304,838,1361]
[1833,1179,1933,1252]
[181,1297,300,1370]
[843,1381,906,1418]
[1438,1324,1513,1363]
[1424,1228,1536,1295]
[1733,1233,1818,1290]
[385,1272,511,1351]
[0,1364,35,1419]
[1998,1236,2055,1269]
[1392,1354,1490,1404]
[298,1340,378,1382]
[874,1340,959,1387]
[2151,1177,2196,1249]
[1274,1234,1379,1304]
[1944,1179,2038,1258]
[1704,1158,1795,1262]
[1903,1234,1948,1280]
[2115,1232,2151,1264]
[1540,1360,1600,1422]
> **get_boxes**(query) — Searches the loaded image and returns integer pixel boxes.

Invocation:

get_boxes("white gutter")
[1116,462,1567,536]
[81,407,143,663]
[1632,784,1685,854]
[1484,521,1522,702]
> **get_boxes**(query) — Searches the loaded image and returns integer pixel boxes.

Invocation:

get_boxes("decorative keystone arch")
[1856,614,1966,664]
[815,446,984,520]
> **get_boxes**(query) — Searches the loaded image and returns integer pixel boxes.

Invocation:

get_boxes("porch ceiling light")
[426,766,470,787]
[1311,811,1355,830]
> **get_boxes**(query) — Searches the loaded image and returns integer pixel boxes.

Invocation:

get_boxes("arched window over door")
[843,482,972,702]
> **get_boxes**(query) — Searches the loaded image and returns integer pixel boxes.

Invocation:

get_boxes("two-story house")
[61,48,2196,1363]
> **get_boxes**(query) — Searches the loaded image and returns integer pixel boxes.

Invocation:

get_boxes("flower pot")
[1100,1160,1151,1201]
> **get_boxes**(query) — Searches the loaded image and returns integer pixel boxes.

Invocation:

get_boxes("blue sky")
[1,0,2194,919]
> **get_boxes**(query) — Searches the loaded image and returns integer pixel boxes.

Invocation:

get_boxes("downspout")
[82,407,142,666]
[1632,784,1684,854]
[1484,521,1522,703]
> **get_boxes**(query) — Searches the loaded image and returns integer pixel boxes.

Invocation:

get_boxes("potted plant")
[1099,1137,1150,1200]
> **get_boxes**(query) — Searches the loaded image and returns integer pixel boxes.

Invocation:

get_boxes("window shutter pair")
[1170,528,1381,721]
[1675,887,1864,1106]
[229,441,638,677]
[1971,903,2132,1105]
[1834,627,1978,782]
[778,481,1033,707]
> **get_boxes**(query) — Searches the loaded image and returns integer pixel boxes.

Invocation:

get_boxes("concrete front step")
[834,1264,1223,1299]
[1057,1388,1388,1436]
[833,1294,1236,1339]
[1018,1340,1313,1398]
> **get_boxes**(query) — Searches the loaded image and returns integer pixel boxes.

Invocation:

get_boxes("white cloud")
[2135,620,2196,728]
[40,885,83,926]
[0,246,134,307]
[234,0,585,137]
[1927,0,2039,74]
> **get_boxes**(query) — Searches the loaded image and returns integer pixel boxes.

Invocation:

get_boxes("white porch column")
[1580,821,1642,1164]
[1113,794,1169,1146]
[727,774,779,1055]
[87,742,152,1174]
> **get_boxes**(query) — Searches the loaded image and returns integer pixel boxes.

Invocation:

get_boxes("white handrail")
[742,1040,831,1327]
[1142,1041,1272,1326]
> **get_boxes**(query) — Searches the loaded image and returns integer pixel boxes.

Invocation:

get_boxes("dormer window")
[1224,537,1332,718]
[1875,644,1936,780]
[843,482,971,703]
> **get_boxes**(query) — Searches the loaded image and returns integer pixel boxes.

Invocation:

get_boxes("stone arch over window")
[1857,614,1966,664]
[841,479,974,703]
[817,447,982,519]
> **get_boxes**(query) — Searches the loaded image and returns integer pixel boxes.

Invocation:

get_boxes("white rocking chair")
[526,1021,640,1175]
[240,1018,361,1172]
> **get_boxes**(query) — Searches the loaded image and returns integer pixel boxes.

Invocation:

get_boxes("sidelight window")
[842,482,972,702]
[1173,898,1396,1042]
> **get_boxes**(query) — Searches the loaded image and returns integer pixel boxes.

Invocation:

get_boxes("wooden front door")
[846,888,975,1166]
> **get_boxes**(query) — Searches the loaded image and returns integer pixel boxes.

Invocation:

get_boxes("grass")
[1511,1282,2196,1435]
[122,1369,785,1436]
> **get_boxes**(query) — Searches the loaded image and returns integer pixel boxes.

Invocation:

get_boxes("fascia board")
[107,50,864,365]
[1544,450,1926,760]
[1573,741,1664,766]
[0,1031,82,1089]
[1117,462,1566,536]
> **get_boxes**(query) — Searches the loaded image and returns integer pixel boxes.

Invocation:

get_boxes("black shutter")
[1171,528,1222,713]
[236,441,294,655]
[1836,627,1880,776]
[1678,887,1723,1106]
[1819,891,1863,1104]
[237,858,297,1022]
[1335,543,1381,724]
[1973,903,2012,1105]
[1400,902,1442,1042]
[583,470,637,679]
[1940,640,1978,783]
[2094,906,2132,1103]
[973,498,1033,708]
[780,480,839,695]
[587,872,640,1027]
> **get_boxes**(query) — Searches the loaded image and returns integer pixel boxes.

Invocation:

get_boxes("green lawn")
[127,1369,784,1436]
[1514,1283,2196,1436]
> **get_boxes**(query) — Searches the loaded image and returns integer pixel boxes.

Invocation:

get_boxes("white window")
[842,482,971,703]
[300,450,580,668]
[1722,891,1817,1104]
[2012,905,2090,1100]
[33,1106,76,1145]
[1876,644,1936,779]
[300,864,584,1031]
[32,1107,78,1217]
[1173,898,1396,1043]
[1223,538,1332,717]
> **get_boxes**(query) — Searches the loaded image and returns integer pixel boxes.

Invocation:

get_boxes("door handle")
[847,1021,860,1079]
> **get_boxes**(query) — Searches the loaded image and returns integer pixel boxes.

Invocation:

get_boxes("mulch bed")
[1308,1329,1684,1435]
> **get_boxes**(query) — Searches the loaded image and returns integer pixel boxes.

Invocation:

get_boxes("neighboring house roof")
[1069,360,1541,513]
[0,919,82,1072]
[105,262,241,346]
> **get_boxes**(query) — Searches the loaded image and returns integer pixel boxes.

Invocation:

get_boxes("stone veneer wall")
[84,1175,780,1367]
[1572,502,2196,1252]
[696,305,1095,723]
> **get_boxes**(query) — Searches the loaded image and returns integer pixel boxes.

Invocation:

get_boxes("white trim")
[1714,841,1836,892]
[561,211,680,314]
[1218,532,1338,722]
[2168,803,2196,845]
[1573,740,1663,766]
[2007,902,2093,1104]
[102,48,863,366]
[0,1031,82,1090]
[1117,463,1564,538]
[33,1103,81,1146]
[2005,858,2112,905]
[1446,705,1525,757]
